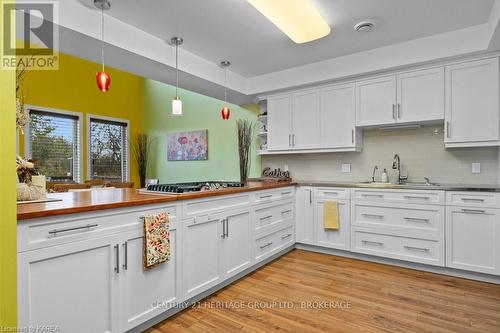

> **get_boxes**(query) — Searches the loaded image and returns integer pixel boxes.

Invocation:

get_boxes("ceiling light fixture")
[220,61,231,120]
[354,21,374,33]
[94,0,111,92]
[247,0,331,44]
[171,37,183,116]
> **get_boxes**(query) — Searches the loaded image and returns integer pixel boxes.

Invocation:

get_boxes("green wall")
[143,79,261,183]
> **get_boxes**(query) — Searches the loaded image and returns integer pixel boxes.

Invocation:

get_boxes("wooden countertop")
[17,181,295,221]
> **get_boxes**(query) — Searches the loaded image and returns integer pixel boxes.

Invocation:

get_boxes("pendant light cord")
[224,67,227,102]
[101,7,105,72]
[175,43,179,98]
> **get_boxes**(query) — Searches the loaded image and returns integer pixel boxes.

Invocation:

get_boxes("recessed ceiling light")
[247,0,331,44]
[354,21,374,33]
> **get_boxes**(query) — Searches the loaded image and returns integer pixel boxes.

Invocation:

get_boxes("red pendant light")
[95,0,111,92]
[220,60,231,120]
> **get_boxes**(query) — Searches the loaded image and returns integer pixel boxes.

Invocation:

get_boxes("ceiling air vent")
[354,21,374,33]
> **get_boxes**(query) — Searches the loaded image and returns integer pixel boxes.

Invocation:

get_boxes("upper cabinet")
[267,94,293,150]
[444,58,500,147]
[292,89,321,149]
[356,68,444,127]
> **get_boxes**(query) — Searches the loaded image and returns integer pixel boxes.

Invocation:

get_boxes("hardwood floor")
[146,250,500,333]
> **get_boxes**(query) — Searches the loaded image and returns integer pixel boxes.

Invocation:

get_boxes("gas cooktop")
[144,181,245,194]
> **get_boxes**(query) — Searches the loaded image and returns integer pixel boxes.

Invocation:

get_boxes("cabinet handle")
[362,240,383,246]
[362,213,384,219]
[392,104,396,119]
[404,196,430,200]
[288,134,291,147]
[260,242,273,249]
[397,103,401,119]
[446,121,450,138]
[404,245,430,252]
[281,209,292,214]
[309,190,312,204]
[221,219,226,238]
[260,215,273,221]
[361,194,384,198]
[461,198,485,203]
[114,244,120,274]
[225,218,229,237]
[351,129,354,144]
[281,233,292,240]
[404,217,430,223]
[292,134,295,147]
[461,209,486,215]
[48,224,98,237]
[122,242,128,270]
[260,194,273,200]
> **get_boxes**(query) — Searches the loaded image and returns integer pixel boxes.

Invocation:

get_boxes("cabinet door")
[267,94,293,150]
[295,187,314,244]
[445,58,500,144]
[183,216,223,298]
[119,220,181,331]
[446,207,500,275]
[397,68,444,123]
[221,209,252,278]
[292,89,321,149]
[18,235,120,333]
[356,76,397,126]
[314,199,350,250]
[320,83,356,148]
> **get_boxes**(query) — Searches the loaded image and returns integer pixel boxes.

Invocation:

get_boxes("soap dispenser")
[381,168,388,183]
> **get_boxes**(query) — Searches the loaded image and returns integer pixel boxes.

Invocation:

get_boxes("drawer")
[254,226,294,262]
[352,229,443,266]
[353,189,445,205]
[446,192,500,209]
[315,187,350,200]
[352,203,444,239]
[18,204,179,252]
[254,201,294,236]
[253,187,295,205]
[184,193,250,218]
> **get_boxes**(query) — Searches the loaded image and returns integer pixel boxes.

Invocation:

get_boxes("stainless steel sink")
[356,181,441,189]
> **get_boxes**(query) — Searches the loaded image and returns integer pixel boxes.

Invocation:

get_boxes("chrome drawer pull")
[404,246,430,252]
[260,195,273,199]
[114,244,120,274]
[323,191,339,196]
[260,242,273,249]
[404,217,430,223]
[122,242,128,270]
[362,240,383,246]
[461,209,486,215]
[281,210,292,214]
[260,215,273,221]
[361,194,384,198]
[281,191,291,196]
[362,213,384,219]
[461,198,485,202]
[48,224,98,237]
[404,196,430,200]
[281,233,292,240]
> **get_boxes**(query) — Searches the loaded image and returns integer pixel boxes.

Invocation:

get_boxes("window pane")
[89,118,128,181]
[29,111,80,182]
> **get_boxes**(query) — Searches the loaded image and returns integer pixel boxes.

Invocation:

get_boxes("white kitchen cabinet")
[18,234,120,333]
[314,198,350,251]
[356,75,397,126]
[267,94,293,150]
[397,67,444,123]
[119,220,181,332]
[320,83,360,149]
[221,208,252,278]
[446,206,500,275]
[292,89,321,149]
[295,186,314,244]
[445,57,500,147]
[182,215,223,298]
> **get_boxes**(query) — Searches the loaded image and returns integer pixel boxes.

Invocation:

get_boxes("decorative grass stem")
[236,119,255,184]
[131,133,152,188]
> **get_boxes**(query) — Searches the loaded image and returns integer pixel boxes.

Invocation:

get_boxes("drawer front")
[254,201,294,236]
[254,226,294,262]
[18,204,179,252]
[253,187,295,205]
[353,189,445,205]
[315,187,350,200]
[352,229,443,266]
[352,203,443,239]
[447,192,500,209]
[184,193,250,218]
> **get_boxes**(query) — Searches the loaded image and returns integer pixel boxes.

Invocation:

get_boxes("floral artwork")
[167,130,208,161]
[143,211,170,269]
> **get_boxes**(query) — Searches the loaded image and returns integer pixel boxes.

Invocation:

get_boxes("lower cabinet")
[446,206,500,275]
[221,209,253,278]
[295,186,314,244]
[314,198,350,250]
[18,234,121,333]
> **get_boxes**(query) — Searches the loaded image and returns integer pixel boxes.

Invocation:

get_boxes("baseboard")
[127,245,295,333]
[295,243,500,285]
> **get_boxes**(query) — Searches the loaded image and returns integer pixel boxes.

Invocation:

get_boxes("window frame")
[24,105,83,183]
[86,114,130,182]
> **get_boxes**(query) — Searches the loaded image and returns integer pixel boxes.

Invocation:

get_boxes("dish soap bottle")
[381,168,388,183]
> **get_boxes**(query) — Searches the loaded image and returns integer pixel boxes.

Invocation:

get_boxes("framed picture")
[167,129,208,161]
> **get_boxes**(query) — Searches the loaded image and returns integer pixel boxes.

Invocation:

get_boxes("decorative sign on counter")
[252,167,291,182]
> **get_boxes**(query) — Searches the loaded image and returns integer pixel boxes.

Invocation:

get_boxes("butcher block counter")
[17,180,296,220]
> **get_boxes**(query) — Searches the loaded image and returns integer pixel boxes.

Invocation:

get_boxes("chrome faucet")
[392,154,408,184]
[372,165,379,182]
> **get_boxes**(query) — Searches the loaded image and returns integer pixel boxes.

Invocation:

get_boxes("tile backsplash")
[262,125,499,185]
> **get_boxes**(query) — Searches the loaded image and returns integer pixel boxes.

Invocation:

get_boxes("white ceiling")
[100,0,495,77]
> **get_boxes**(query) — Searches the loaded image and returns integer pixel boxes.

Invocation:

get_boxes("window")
[88,116,129,181]
[26,108,82,182]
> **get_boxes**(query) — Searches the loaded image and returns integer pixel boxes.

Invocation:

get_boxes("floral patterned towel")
[143,211,170,269]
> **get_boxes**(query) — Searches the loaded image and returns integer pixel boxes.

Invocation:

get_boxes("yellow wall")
[19,52,143,186]
[0,0,18,327]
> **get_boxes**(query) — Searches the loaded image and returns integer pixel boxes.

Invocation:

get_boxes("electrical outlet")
[341,163,351,173]
[472,163,481,174]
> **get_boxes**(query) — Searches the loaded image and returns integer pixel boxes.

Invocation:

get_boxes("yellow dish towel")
[143,211,170,270]
[323,201,340,230]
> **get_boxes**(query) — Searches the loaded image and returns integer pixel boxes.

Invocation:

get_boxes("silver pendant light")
[171,37,183,116]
